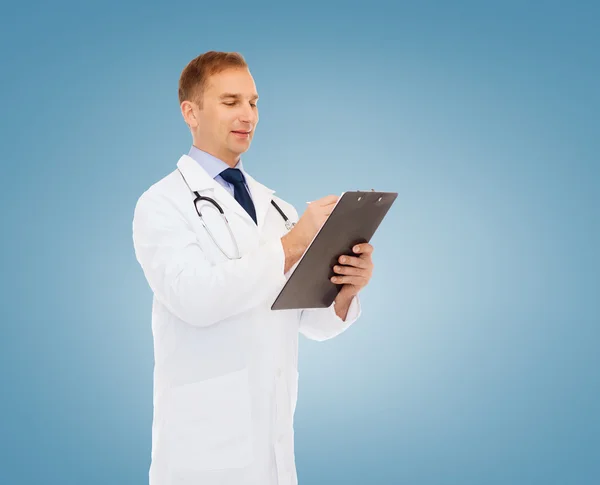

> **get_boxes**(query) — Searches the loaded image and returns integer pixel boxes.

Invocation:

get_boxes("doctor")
[132,51,374,485]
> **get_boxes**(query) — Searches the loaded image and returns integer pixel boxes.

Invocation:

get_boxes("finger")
[330,274,367,285]
[332,264,365,277]
[322,204,339,216]
[321,202,339,212]
[316,195,339,205]
[352,243,374,256]
[337,255,369,269]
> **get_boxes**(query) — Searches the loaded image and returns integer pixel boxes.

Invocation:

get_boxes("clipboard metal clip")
[356,189,375,202]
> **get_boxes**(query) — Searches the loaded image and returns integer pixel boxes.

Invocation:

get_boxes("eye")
[250,103,257,108]
[223,102,236,106]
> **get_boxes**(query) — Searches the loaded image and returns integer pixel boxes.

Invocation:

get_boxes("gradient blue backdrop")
[1,1,599,484]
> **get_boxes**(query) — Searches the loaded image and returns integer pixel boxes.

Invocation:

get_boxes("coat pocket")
[166,368,254,471]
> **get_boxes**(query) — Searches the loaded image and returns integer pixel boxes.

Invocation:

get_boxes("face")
[182,67,259,166]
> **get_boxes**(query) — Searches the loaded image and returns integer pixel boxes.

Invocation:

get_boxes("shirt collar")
[187,145,246,179]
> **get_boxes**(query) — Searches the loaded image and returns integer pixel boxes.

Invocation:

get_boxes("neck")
[192,140,239,168]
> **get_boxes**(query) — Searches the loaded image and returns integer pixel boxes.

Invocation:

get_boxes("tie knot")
[220,168,245,185]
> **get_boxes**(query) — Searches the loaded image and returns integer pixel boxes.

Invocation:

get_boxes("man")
[132,51,374,485]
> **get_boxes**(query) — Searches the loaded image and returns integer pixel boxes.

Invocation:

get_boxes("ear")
[181,101,198,128]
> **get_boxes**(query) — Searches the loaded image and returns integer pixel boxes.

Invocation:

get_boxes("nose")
[239,103,258,126]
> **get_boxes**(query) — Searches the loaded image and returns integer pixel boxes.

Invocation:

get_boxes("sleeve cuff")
[332,293,362,323]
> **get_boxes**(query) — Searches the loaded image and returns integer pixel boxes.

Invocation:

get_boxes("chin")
[231,141,251,152]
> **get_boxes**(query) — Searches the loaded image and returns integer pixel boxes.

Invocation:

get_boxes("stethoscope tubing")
[178,168,294,259]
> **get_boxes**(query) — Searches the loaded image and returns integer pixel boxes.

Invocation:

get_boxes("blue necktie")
[220,168,257,225]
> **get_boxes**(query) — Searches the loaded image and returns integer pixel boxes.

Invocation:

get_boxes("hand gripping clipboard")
[271,190,398,310]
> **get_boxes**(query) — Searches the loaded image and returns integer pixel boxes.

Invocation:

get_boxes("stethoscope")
[178,168,295,259]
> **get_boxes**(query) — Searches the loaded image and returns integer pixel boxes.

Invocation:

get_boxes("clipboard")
[271,190,398,310]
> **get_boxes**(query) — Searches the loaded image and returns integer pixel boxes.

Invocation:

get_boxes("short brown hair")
[178,51,248,108]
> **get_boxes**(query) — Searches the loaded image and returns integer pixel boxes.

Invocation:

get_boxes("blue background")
[1,1,599,484]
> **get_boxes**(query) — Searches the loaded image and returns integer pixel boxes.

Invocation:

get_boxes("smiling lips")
[232,130,250,139]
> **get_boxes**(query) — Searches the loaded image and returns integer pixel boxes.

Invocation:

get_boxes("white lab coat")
[132,154,361,485]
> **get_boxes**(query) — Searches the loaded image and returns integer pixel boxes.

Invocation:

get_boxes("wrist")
[333,290,354,320]
[281,231,306,256]
[336,286,356,304]
[281,232,307,273]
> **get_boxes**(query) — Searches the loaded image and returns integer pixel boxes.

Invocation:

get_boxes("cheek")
[196,110,220,133]
[219,112,238,130]
[221,122,234,139]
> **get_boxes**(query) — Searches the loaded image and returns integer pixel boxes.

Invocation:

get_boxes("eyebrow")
[219,93,259,100]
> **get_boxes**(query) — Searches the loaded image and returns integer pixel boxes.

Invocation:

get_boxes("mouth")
[231,130,251,139]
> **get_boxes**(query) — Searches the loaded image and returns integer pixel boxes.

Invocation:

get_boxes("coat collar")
[176,154,276,229]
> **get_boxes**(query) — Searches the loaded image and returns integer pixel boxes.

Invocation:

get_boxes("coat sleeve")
[298,294,362,341]
[132,190,287,327]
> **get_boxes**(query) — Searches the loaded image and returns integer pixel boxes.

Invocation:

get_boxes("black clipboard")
[271,190,398,310]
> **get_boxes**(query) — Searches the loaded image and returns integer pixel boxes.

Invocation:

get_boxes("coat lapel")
[176,155,276,231]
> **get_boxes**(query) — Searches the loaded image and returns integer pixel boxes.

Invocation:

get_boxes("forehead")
[205,68,258,97]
